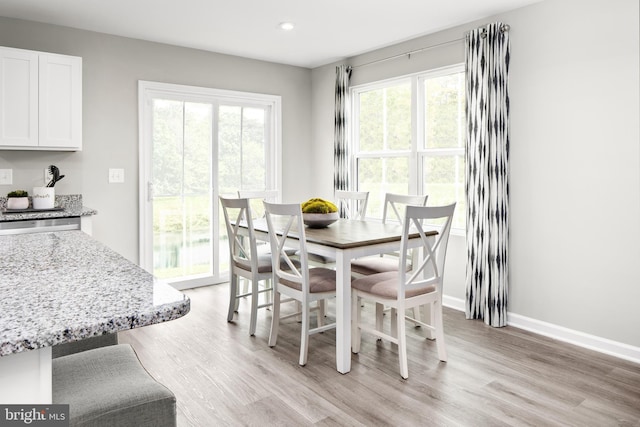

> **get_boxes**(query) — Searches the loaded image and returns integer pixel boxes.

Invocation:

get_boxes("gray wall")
[0,17,313,262]
[311,0,640,348]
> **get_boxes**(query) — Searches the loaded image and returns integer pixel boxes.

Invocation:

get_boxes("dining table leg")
[334,249,352,374]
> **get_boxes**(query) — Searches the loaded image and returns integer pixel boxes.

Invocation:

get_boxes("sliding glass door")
[139,81,281,289]
[151,99,213,282]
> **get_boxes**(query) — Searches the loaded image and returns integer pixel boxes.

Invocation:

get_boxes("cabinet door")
[0,48,39,147]
[38,53,82,149]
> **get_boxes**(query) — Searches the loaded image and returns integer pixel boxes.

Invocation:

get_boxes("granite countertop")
[0,194,97,222]
[0,230,190,357]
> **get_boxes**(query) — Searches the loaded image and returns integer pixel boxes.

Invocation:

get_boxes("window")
[352,65,466,230]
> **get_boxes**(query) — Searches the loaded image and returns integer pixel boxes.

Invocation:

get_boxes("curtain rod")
[351,38,463,70]
[350,23,510,71]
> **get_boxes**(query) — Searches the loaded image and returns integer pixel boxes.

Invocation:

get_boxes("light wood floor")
[119,284,640,426]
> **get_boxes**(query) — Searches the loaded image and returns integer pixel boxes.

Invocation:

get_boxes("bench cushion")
[53,344,176,427]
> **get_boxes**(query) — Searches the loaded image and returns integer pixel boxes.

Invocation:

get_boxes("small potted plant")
[6,190,29,210]
[301,198,339,228]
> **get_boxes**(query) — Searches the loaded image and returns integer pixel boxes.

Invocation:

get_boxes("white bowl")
[302,212,339,228]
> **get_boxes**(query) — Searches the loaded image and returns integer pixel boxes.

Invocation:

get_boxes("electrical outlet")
[108,168,125,183]
[0,169,12,185]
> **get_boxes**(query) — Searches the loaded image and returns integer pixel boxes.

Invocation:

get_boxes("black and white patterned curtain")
[465,22,510,327]
[334,65,352,213]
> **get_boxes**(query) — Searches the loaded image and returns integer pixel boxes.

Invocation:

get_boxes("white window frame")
[350,64,465,233]
[138,80,282,288]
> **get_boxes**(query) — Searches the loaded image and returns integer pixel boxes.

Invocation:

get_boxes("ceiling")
[0,0,540,68]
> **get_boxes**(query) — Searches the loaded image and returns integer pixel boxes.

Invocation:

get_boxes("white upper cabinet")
[38,53,82,150]
[0,47,82,151]
[0,48,39,148]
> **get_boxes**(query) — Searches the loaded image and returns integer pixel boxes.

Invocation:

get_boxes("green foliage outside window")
[218,106,267,196]
[354,68,466,229]
[359,83,411,152]
[151,99,271,280]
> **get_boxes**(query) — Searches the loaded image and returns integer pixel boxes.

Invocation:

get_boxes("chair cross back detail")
[382,193,428,224]
[222,198,258,266]
[263,202,309,282]
[237,190,279,219]
[335,190,369,220]
[399,204,456,296]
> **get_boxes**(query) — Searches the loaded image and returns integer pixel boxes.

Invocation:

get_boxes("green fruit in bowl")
[301,198,339,228]
[301,198,338,214]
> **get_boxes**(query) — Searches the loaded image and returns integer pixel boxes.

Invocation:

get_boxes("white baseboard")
[443,295,466,312]
[442,295,640,365]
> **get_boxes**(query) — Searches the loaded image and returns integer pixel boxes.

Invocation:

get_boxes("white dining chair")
[237,190,279,219]
[335,190,369,220]
[351,193,428,331]
[351,203,456,379]
[220,196,275,336]
[350,193,428,276]
[236,190,281,295]
[237,190,279,199]
[263,201,338,366]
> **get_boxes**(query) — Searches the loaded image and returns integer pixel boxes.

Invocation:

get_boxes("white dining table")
[250,218,434,374]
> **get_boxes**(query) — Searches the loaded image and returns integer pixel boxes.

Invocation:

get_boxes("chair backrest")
[398,203,456,297]
[237,190,279,219]
[220,196,259,272]
[263,202,309,290]
[382,193,428,225]
[335,190,369,220]
[237,190,279,200]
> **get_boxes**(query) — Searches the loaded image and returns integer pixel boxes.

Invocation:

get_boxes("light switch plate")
[109,168,125,183]
[0,169,12,185]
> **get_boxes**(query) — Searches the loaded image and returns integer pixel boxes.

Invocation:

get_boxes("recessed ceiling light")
[278,22,295,31]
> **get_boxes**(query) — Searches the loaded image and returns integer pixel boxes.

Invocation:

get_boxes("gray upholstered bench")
[52,335,176,427]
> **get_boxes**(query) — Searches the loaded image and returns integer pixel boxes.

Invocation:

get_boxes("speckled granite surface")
[0,230,190,357]
[0,194,97,222]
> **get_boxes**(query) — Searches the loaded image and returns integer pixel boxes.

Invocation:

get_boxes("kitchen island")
[0,230,190,403]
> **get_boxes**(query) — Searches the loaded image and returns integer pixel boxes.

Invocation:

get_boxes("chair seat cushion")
[236,255,299,273]
[280,267,338,293]
[306,251,336,265]
[235,254,274,273]
[350,256,410,276]
[351,271,436,299]
[53,344,176,427]
[258,244,297,257]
